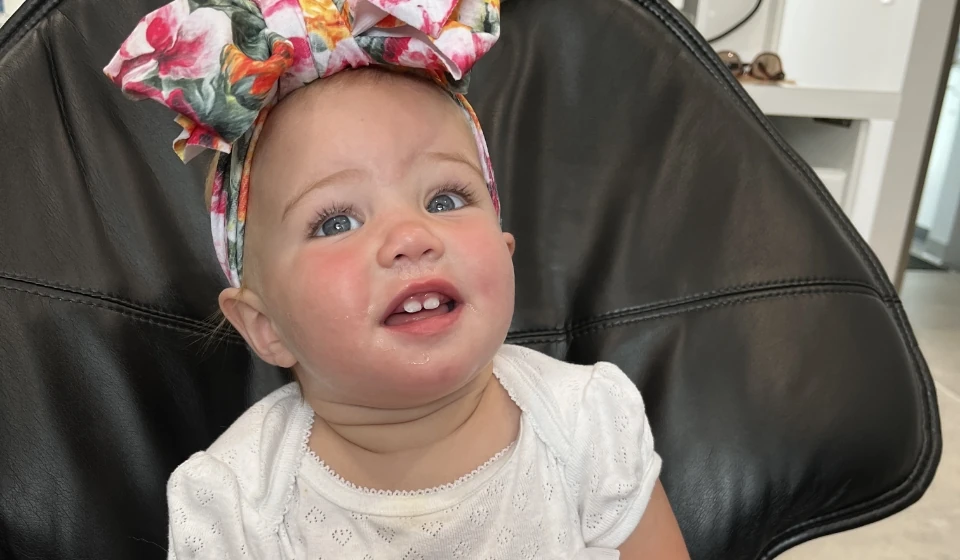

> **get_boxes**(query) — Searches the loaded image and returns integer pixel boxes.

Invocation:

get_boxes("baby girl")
[105,1,689,558]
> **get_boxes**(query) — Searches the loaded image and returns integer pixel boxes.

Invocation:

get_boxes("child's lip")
[388,292,454,315]
[383,302,463,335]
[381,278,462,324]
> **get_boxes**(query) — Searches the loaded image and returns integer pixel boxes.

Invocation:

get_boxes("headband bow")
[104,0,501,287]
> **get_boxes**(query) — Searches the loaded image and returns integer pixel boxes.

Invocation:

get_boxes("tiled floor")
[780,270,960,559]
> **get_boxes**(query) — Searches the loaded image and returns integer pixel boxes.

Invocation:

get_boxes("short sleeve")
[166,452,270,559]
[571,362,662,549]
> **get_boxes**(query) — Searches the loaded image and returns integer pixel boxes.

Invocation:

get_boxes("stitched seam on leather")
[639,0,938,544]
[3,277,876,348]
[635,0,892,293]
[507,277,882,336]
[3,283,936,549]
[4,270,890,337]
[42,25,92,192]
[626,10,940,542]
[577,279,882,327]
[508,284,941,555]
[0,270,217,326]
[0,284,244,344]
[506,285,878,345]
[756,300,940,558]
[0,0,60,54]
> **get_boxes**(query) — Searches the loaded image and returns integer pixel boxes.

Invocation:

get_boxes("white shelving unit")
[743,84,901,121]
[689,0,951,281]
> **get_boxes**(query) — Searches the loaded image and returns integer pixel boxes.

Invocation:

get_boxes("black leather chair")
[0,0,941,558]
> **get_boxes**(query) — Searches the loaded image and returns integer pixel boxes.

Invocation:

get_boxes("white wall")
[917,86,955,230]
[930,145,960,248]
[0,0,25,23]
[917,66,960,233]
[917,42,960,248]
[778,0,918,92]
[872,0,958,282]
[696,0,783,60]
[2,0,25,14]
[696,0,920,92]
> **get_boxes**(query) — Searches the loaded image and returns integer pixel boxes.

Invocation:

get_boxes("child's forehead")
[248,71,481,199]
[258,71,476,160]
[275,69,463,126]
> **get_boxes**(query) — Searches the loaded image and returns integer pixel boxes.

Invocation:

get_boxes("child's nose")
[377,219,445,268]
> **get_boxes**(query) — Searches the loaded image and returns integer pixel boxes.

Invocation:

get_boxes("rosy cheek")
[283,243,373,335]
[452,222,513,298]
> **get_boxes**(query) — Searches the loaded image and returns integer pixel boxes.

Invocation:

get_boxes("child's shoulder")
[204,382,305,459]
[496,344,643,409]
[166,383,309,531]
[495,344,648,448]
[496,345,661,549]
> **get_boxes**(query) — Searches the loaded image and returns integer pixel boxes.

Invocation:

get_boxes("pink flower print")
[258,0,303,20]
[105,2,233,97]
[145,10,177,51]
[369,0,458,38]
[384,38,450,75]
[114,0,187,60]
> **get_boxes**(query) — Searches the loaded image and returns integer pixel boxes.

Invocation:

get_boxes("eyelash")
[429,182,478,207]
[305,183,479,238]
[307,202,357,238]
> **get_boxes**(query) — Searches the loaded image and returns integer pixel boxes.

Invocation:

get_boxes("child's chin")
[384,352,491,393]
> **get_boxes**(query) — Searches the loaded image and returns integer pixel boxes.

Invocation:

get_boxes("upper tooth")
[423,296,441,310]
[403,300,423,313]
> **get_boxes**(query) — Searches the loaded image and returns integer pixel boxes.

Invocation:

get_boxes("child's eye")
[427,193,467,213]
[314,214,363,237]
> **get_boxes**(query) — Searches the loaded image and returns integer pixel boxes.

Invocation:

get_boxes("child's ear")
[503,232,516,257]
[219,288,297,368]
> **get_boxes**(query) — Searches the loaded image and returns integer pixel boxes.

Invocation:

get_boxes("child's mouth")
[384,292,458,327]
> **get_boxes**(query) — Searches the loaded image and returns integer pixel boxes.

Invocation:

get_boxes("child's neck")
[312,364,494,454]
[305,362,520,491]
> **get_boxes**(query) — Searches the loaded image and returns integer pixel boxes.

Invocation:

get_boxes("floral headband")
[104,0,501,287]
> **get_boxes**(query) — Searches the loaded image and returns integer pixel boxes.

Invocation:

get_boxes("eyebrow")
[281,168,365,222]
[424,150,485,178]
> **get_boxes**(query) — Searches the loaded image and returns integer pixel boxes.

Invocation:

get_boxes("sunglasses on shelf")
[717,51,785,82]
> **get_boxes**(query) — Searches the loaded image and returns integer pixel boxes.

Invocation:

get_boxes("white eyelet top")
[165,345,662,559]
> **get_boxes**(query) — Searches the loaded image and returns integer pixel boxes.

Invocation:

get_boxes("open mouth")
[382,281,463,329]
[384,292,459,327]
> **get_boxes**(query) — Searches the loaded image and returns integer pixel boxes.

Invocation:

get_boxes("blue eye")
[315,214,363,237]
[427,192,467,213]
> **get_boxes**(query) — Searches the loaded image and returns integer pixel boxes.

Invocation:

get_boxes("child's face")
[232,73,515,408]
